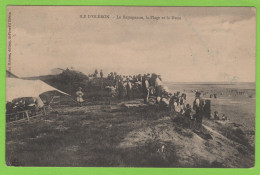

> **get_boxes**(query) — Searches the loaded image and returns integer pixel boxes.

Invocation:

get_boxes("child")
[184,104,192,118]
[76,87,84,106]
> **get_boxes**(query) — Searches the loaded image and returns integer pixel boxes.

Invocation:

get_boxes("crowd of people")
[99,72,170,104]
[76,71,212,132]
[168,91,205,132]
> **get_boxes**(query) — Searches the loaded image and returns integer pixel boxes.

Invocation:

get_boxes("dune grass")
[6,101,254,167]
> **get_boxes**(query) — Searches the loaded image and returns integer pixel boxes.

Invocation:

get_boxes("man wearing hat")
[193,91,204,132]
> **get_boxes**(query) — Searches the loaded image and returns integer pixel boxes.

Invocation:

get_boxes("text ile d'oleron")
[80,14,181,20]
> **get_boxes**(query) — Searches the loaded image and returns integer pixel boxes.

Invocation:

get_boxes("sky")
[6,6,256,82]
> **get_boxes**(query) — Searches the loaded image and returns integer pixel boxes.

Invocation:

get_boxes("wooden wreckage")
[6,77,71,123]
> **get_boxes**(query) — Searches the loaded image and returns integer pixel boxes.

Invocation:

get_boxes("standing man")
[100,69,103,78]
[155,75,163,104]
[100,69,104,89]
[118,79,124,99]
[133,75,137,83]
[94,69,98,78]
[76,87,84,106]
[176,91,181,104]
[193,91,204,132]
[138,74,142,85]
[184,104,192,129]
[126,78,132,100]
[180,93,186,114]
[110,72,115,80]
[143,76,150,104]
[132,82,138,99]
[114,76,119,90]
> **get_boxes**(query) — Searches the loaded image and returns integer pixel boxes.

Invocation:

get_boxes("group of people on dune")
[76,73,169,103]
[104,73,170,103]
[76,72,207,132]
[168,91,205,132]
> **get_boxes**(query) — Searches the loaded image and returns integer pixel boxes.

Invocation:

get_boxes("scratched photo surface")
[6,6,256,167]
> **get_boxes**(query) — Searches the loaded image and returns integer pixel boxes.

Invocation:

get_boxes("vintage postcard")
[6,6,256,167]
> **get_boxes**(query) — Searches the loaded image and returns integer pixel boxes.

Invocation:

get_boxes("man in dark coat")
[100,69,103,78]
[193,91,204,132]
[118,80,124,99]
[126,78,132,100]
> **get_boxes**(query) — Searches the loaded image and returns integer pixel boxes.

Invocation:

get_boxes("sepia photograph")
[5,6,256,167]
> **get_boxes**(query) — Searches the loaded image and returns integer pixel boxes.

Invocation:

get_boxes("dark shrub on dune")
[41,69,116,99]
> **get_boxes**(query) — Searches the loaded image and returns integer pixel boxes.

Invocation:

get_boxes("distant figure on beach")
[193,91,204,132]
[76,87,84,106]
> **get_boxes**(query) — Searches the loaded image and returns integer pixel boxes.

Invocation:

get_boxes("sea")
[164,82,256,131]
